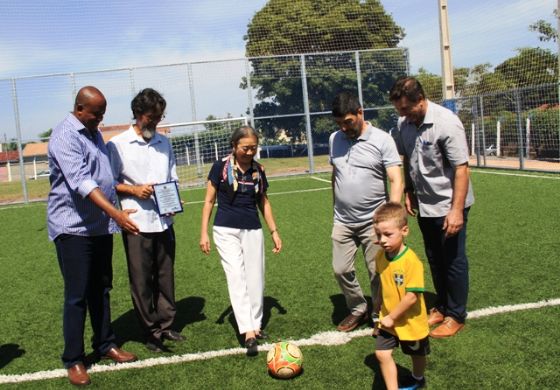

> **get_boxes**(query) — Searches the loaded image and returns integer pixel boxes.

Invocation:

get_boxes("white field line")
[471,169,560,180]
[1,298,559,384]
[310,176,331,184]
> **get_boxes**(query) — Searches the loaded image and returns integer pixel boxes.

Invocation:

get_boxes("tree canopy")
[244,0,404,57]
[242,0,406,142]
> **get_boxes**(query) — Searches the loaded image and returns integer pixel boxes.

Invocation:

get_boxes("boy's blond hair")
[373,202,408,228]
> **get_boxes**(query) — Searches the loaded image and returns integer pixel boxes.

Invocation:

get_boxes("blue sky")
[0,0,556,139]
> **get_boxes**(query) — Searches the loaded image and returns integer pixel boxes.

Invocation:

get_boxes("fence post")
[70,73,77,101]
[479,96,487,166]
[525,117,531,159]
[187,63,203,178]
[245,59,255,129]
[128,68,135,98]
[355,51,364,107]
[514,90,525,170]
[300,54,315,174]
[470,123,475,156]
[496,120,501,157]
[473,97,481,167]
[11,78,29,203]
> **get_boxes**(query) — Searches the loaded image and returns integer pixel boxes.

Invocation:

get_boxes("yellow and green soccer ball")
[266,341,303,379]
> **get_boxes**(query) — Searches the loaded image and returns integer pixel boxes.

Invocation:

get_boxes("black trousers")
[418,208,470,323]
[54,234,116,368]
[122,226,176,340]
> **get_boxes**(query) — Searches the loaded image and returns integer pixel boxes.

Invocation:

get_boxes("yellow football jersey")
[375,246,429,341]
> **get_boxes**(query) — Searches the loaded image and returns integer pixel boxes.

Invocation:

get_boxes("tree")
[415,67,443,101]
[242,0,405,142]
[39,128,52,140]
[494,47,557,89]
[529,17,558,43]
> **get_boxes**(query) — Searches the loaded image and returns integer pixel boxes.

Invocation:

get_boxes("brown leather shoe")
[427,308,444,326]
[67,363,90,386]
[102,347,137,363]
[336,312,367,332]
[429,316,464,338]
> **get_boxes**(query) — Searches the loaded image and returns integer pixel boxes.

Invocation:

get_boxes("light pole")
[438,0,455,100]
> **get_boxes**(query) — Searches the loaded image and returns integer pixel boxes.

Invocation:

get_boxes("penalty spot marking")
[1,298,559,384]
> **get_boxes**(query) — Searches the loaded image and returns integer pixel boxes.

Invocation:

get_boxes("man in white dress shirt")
[108,88,184,352]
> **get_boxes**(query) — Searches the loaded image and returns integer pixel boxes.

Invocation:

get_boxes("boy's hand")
[380,316,394,329]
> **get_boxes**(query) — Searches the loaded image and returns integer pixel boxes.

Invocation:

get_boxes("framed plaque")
[153,181,183,216]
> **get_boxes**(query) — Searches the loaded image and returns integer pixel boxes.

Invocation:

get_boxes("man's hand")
[114,209,139,235]
[134,184,154,199]
[404,191,418,217]
[443,208,464,237]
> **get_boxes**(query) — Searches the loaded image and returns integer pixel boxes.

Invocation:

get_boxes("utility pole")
[438,0,455,99]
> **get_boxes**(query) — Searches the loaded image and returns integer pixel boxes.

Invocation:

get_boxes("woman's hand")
[271,231,282,254]
[200,232,211,254]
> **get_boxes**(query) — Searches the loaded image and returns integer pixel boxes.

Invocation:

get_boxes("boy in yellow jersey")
[373,202,430,390]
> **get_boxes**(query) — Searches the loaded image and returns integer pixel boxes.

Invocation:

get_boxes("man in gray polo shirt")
[329,91,403,332]
[390,76,474,338]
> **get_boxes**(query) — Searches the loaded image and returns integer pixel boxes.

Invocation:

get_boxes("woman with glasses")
[200,126,282,356]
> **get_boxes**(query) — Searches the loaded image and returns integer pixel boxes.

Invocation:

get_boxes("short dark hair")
[131,88,166,119]
[332,91,361,117]
[230,126,259,147]
[389,76,425,104]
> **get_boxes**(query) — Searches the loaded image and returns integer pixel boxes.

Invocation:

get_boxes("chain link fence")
[454,83,559,171]
[0,48,408,205]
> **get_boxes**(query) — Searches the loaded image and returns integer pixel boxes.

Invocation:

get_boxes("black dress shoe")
[146,337,170,353]
[256,330,268,340]
[245,337,258,357]
[162,330,186,342]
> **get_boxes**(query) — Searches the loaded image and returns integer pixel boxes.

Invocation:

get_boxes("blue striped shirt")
[47,113,119,240]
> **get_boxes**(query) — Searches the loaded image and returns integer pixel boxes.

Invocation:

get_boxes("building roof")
[0,150,20,163]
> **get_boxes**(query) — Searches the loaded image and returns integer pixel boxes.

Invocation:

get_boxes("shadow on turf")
[330,292,439,326]
[330,294,377,327]
[216,296,287,346]
[0,343,25,369]
[111,296,206,345]
[364,353,412,390]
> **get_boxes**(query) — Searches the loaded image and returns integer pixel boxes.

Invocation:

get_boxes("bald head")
[73,86,106,133]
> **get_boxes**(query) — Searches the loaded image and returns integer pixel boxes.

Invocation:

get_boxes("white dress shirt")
[107,127,178,233]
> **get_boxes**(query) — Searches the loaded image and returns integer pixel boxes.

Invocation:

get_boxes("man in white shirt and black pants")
[108,88,184,352]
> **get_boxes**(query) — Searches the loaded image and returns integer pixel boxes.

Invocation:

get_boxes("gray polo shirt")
[329,123,402,225]
[393,100,475,218]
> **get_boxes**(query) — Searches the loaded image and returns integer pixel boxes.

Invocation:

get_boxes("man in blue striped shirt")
[47,86,140,386]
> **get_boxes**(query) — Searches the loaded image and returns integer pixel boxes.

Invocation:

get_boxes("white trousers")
[213,226,265,335]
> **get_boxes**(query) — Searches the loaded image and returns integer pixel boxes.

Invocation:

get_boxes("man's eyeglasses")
[142,113,165,124]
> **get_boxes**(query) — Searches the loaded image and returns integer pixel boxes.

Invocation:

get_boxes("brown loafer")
[336,312,367,332]
[102,347,137,363]
[427,308,444,326]
[67,363,90,386]
[429,316,464,338]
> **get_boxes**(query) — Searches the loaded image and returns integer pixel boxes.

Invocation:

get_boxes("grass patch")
[0,170,558,388]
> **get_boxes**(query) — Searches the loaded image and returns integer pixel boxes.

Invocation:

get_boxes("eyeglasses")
[238,145,258,153]
[142,113,165,124]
